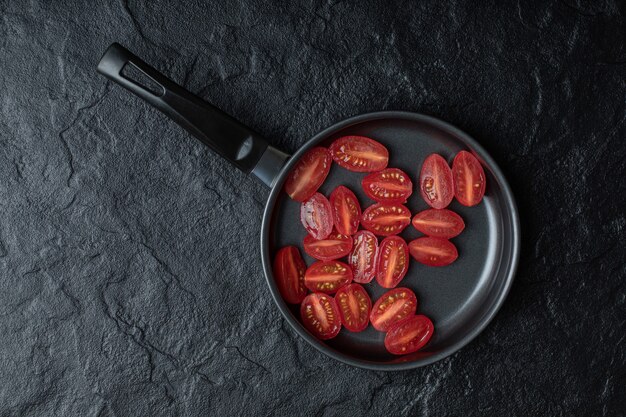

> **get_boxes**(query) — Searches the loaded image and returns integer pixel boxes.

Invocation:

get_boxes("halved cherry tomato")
[284,147,332,202]
[334,284,371,332]
[300,293,342,340]
[370,288,418,331]
[384,315,434,355]
[412,209,465,238]
[329,186,361,235]
[452,150,486,207]
[273,246,307,304]
[303,232,353,261]
[329,136,389,172]
[408,237,458,266]
[362,168,413,203]
[376,236,409,288]
[300,193,333,240]
[361,203,411,236]
[419,154,454,209]
[304,260,353,294]
[348,231,378,283]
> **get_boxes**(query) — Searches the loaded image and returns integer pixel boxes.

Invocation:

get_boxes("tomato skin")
[303,232,353,261]
[300,293,342,340]
[329,186,361,236]
[384,315,434,355]
[300,193,334,240]
[419,154,454,209]
[334,284,372,332]
[408,237,458,266]
[273,246,307,304]
[361,203,411,236]
[411,209,465,238]
[304,260,353,294]
[361,168,413,203]
[376,236,409,288]
[284,147,331,202]
[369,287,418,331]
[348,231,379,283]
[452,150,486,207]
[329,136,389,172]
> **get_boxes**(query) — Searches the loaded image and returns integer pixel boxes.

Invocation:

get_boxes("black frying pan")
[97,43,520,371]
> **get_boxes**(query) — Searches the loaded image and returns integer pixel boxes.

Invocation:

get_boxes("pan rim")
[260,110,520,371]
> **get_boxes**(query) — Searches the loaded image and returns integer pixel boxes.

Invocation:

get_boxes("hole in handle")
[121,63,165,97]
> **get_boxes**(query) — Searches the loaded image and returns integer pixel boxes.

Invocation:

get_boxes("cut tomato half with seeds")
[411,209,465,238]
[334,284,372,332]
[329,136,389,172]
[303,232,353,261]
[300,193,333,240]
[361,203,411,236]
[419,154,454,209]
[348,231,378,283]
[273,246,307,304]
[362,168,413,203]
[369,287,418,331]
[376,236,409,288]
[408,237,458,266]
[385,315,434,355]
[300,293,342,340]
[329,186,361,236]
[304,260,353,294]
[452,150,486,207]
[284,147,332,202]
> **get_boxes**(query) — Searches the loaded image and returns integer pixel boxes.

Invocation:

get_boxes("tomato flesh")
[370,288,418,331]
[453,150,486,207]
[376,236,409,288]
[348,231,378,283]
[361,203,411,236]
[273,246,307,304]
[303,232,353,261]
[329,186,361,235]
[412,209,465,238]
[285,147,331,202]
[329,136,389,172]
[362,168,413,203]
[300,193,333,240]
[385,315,434,355]
[300,293,342,340]
[409,237,458,266]
[304,260,353,294]
[419,154,454,209]
[334,284,371,332]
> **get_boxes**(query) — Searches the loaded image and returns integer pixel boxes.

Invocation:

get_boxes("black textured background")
[1,0,625,416]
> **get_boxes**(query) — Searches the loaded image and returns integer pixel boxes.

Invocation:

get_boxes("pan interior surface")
[264,113,518,369]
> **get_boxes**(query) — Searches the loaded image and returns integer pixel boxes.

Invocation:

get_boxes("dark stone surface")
[0,0,624,415]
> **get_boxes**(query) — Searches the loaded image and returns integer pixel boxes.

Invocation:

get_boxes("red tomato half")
[273,246,307,304]
[304,260,353,294]
[452,150,486,207]
[361,203,411,236]
[300,293,342,340]
[361,168,413,203]
[348,231,379,284]
[370,288,418,331]
[376,236,409,288]
[411,209,465,238]
[329,136,389,172]
[303,232,353,261]
[329,186,361,236]
[334,284,372,332]
[419,154,454,209]
[284,147,332,202]
[384,315,434,355]
[408,237,458,266]
[300,193,333,240]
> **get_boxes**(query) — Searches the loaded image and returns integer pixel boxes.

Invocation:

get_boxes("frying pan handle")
[96,43,289,187]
